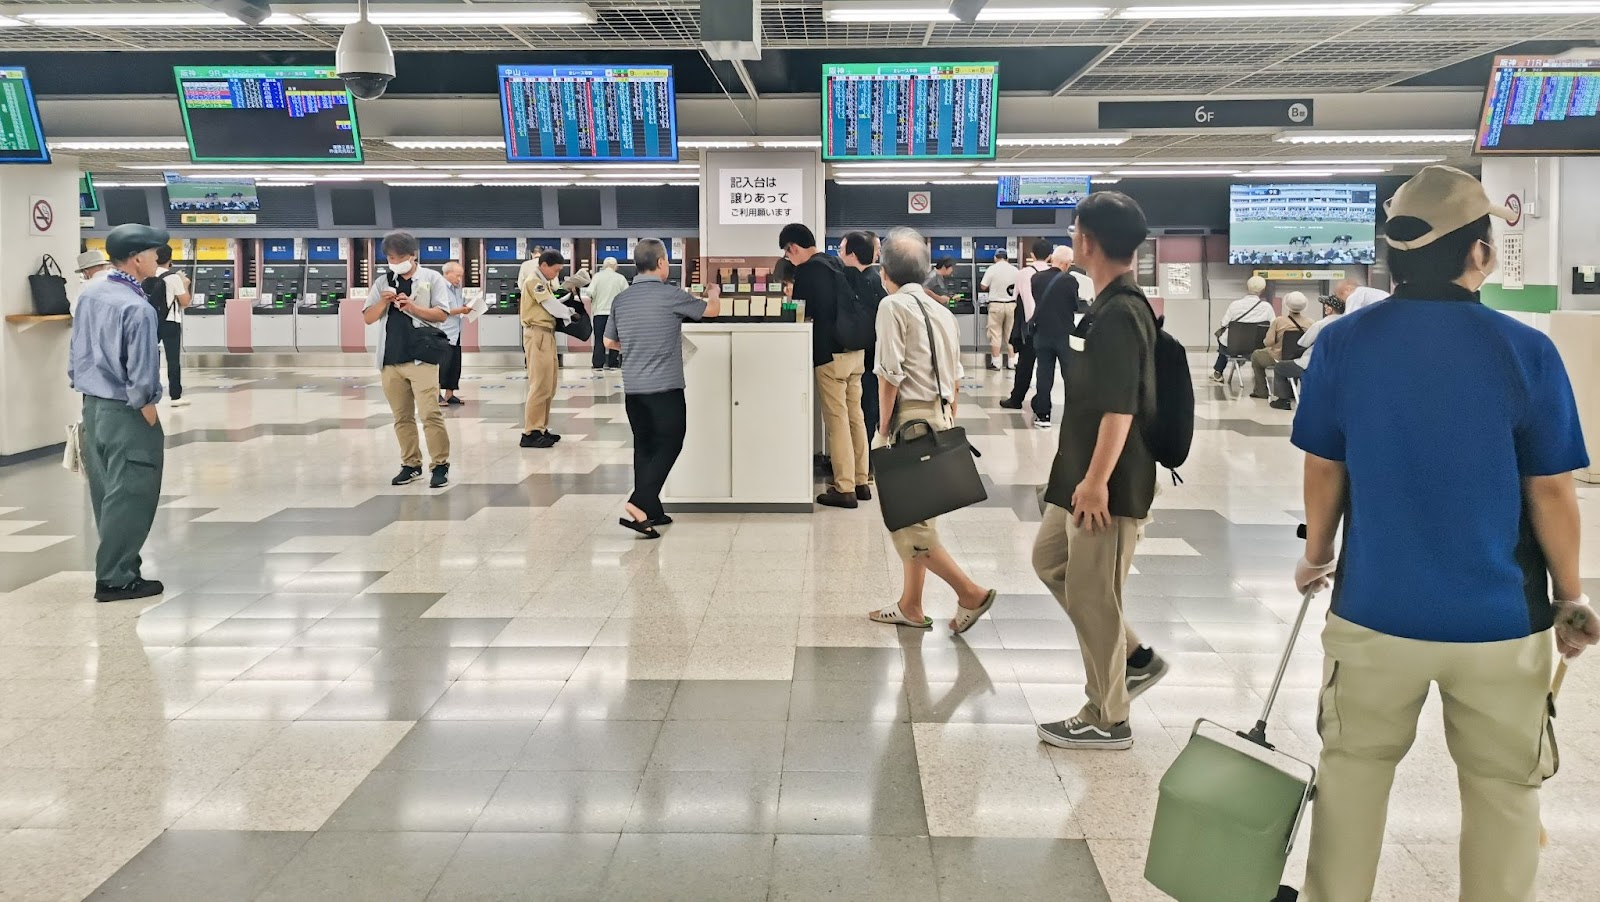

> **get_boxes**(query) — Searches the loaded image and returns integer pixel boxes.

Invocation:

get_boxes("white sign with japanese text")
[719,169,802,225]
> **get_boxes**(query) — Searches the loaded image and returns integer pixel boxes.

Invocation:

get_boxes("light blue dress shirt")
[69,272,163,408]
[440,281,464,343]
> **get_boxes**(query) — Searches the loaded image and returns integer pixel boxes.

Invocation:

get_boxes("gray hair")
[881,227,931,290]
[381,230,419,258]
[603,256,618,270]
[633,239,667,274]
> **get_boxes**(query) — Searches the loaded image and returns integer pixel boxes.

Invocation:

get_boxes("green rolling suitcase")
[1145,586,1319,902]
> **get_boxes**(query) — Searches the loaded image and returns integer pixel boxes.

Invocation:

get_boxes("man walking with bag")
[146,244,191,407]
[363,230,453,488]
[1033,193,1167,750]
[1000,240,1055,411]
[69,224,171,602]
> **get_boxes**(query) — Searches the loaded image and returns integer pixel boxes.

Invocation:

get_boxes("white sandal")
[869,604,933,630]
[950,589,998,635]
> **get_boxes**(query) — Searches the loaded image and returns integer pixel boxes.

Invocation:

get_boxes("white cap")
[74,249,110,272]
[1246,275,1267,294]
[1284,291,1308,313]
[1383,165,1513,251]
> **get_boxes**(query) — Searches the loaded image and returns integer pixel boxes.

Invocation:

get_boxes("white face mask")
[390,259,415,277]
[1467,239,1497,291]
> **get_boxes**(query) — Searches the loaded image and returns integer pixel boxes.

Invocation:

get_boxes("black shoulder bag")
[29,255,70,315]
[869,296,987,532]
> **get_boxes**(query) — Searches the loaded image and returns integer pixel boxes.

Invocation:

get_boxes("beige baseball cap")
[1382,165,1513,250]
[74,249,110,272]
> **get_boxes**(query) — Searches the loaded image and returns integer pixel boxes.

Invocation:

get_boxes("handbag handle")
[892,417,939,446]
[38,254,63,278]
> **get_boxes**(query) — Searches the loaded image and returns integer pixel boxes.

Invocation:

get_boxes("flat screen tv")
[1475,55,1600,156]
[823,62,998,161]
[80,173,98,212]
[1228,183,1377,266]
[499,65,679,163]
[997,175,1091,209]
[174,65,363,163]
[164,173,260,212]
[0,67,50,163]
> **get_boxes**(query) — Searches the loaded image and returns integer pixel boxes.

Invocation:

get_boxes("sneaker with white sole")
[1037,717,1133,750]
[1126,650,1169,701]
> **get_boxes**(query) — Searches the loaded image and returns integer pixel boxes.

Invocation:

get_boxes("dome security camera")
[336,5,394,101]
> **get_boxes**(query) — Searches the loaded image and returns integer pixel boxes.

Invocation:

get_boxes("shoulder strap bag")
[1215,298,1268,340]
[29,255,70,316]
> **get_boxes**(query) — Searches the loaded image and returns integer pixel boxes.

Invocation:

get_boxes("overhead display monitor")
[174,65,363,163]
[823,62,998,161]
[80,173,98,212]
[1228,183,1377,266]
[997,175,1092,209]
[1475,55,1600,156]
[499,65,679,163]
[0,67,50,163]
[164,172,260,224]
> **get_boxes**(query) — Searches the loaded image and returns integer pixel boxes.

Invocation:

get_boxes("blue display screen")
[307,239,341,262]
[499,65,679,163]
[1475,56,1600,156]
[419,238,450,262]
[973,238,1007,262]
[822,62,998,161]
[484,239,519,261]
[261,238,296,261]
[596,239,628,259]
[0,67,50,163]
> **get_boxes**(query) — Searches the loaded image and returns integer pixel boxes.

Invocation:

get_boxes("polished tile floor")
[1,359,1597,901]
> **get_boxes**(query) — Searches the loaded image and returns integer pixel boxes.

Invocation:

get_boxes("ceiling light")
[1109,168,1243,176]
[1122,158,1435,166]
[1241,167,1388,176]
[258,181,313,187]
[19,7,304,25]
[998,134,1130,147]
[832,178,949,185]
[1417,1,1600,12]
[386,180,474,187]
[679,139,756,148]
[931,179,1001,184]
[1119,2,1406,17]
[50,138,189,150]
[977,160,1124,168]
[822,3,957,22]
[302,4,595,25]
[974,4,1109,18]
[385,138,504,150]
[1276,131,1475,144]
[1092,177,1121,184]
[94,181,165,188]
[0,16,22,26]
[758,139,823,148]
[830,161,971,169]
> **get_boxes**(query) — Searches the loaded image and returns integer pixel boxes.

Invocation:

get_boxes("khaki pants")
[1249,347,1278,396]
[523,327,558,433]
[1032,503,1144,726]
[986,301,1016,354]
[816,350,869,493]
[380,362,449,468]
[887,401,950,561]
[1305,615,1557,902]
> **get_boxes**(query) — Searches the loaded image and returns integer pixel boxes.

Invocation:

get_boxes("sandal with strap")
[619,517,662,540]
[950,589,998,635]
[868,604,933,630]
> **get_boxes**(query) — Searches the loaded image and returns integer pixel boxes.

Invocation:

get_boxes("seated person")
[1211,275,1274,381]
[1249,291,1313,399]
[1271,295,1345,410]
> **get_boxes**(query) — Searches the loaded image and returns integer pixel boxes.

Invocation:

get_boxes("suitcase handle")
[1245,523,1320,750]
[1191,717,1319,856]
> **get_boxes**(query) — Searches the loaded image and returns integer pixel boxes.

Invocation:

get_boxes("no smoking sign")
[28,196,55,236]
[907,191,931,215]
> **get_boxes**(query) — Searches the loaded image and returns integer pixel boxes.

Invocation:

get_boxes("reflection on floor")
[1,361,1597,901]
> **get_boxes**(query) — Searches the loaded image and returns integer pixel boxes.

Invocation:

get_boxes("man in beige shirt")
[518,249,565,449]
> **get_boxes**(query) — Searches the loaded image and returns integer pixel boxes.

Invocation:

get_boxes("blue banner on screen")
[823,62,998,161]
[930,238,962,260]
[997,175,1091,209]
[419,239,450,262]
[1475,55,1600,156]
[1228,184,1376,266]
[307,239,341,261]
[596,239,628,260]
[484,239,519,261]
[262,239,295,261]
[825,237,842,257]
[499,65,678,163]
[974,238,1007,262]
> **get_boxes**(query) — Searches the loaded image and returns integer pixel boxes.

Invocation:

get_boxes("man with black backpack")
[1034,192,1171,751]
[840,231,887,459]
[143,244,191,407]
[782,223,873,509]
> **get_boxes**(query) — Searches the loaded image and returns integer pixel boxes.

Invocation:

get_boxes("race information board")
[823,62,998,161]
[0,68,50,163]
[499,65,679,163]
[175,66,363,163]
[1476,56,1600,156]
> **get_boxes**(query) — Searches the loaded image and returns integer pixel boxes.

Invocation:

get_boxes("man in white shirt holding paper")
[980,250,1019,371]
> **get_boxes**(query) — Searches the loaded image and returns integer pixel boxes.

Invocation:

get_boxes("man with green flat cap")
[68,223,170,603]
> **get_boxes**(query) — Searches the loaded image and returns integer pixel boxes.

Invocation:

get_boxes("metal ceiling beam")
[732,58,760,99]
[1053,20,1149,96]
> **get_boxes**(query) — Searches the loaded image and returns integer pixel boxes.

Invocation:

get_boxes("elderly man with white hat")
[68,223,171,603]
[73,248,110,282]
[1247,290,1312,399]
[1290,165,1598,901]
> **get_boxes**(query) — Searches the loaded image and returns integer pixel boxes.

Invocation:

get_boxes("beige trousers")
[816,350,869,492]
[987,301,1017,354]
[887,400,951,561]
[523,327,558,433]
[380,362,449,468]
[1304,615,1557,902]
[1032,503,1144,726]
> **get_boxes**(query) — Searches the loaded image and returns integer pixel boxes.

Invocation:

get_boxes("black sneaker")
[998,399,1023,410]
[546,431,562,444]
[1270,399,1293,411]
[391,465,423,485]
[816,488,859,509]
[855,484,873,502]
[430,464,450,488]
[94,578,165,603]
[1033,416,1052,429]
[520,431,553,449]
[1037,717,1133,750]
[1127,650,1169,701]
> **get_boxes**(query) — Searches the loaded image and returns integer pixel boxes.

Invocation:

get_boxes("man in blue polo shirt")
[1291,166,1596,901]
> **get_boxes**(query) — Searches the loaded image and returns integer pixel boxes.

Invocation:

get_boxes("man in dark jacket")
[840,230,886,453]
[1001,239,1055,411]
[782,223,869,509]
[1029,246,1081,429]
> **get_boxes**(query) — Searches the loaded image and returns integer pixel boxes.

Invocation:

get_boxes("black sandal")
[651,515,674,526]
[619,517,662,540]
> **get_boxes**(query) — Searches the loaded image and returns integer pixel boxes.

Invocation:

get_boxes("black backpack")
[141,272,171,321]
[1135,293,1196,481]
[830,265,876,352]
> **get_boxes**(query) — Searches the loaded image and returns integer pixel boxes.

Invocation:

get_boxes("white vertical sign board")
[719,169,802,225]
[1500,233,1526,290]
[559,238,575,263]
[671,237,687,261]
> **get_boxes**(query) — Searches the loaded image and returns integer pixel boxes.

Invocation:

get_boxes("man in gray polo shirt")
[605,238,722,538]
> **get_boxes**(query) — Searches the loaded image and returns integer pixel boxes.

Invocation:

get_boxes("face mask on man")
[390,259,415,277]
[1465,239,1497,292]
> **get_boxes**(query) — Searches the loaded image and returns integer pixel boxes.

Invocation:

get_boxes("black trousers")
[592,315,621,369]
[439,339,463,391]
[157,320,183,400]
[1032,337,1069,419]
[625,389,687,522]
[1274,360,1306,401]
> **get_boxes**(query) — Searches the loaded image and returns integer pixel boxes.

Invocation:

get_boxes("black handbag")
[869,295,987,532]
[555,297,593,341]
[29,255,70,315]
[403,320,452,365]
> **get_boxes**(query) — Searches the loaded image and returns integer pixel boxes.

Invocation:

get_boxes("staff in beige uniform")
[866,228,997,634]
[518,249,565,449]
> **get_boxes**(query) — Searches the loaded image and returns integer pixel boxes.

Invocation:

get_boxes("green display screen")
[822,62,998,161]
[0,67,50,163]
[174,65,363,163]
[79,173,97,212]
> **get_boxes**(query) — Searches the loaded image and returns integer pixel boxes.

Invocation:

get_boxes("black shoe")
[1249,392,1270,400]
[391,465,423,485]
[651,515,674,527]
[816,488,859,509]
[546,431,562,444]
[1033,416,1052,429]
[430,464,450,488]
[94,578,164,603]
[998,399,1023,410]
[1270,399,1293,411]
[855,484,873,502]
[446,396,465,406]
[520,431,555,449]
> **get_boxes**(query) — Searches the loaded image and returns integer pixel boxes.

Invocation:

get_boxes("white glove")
[1295,556,1336,594]
[1554,595,1598,659]
[871,432,890,451]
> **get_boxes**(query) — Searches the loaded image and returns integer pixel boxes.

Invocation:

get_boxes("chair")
[1222,321,1270,392]
[1279,329,1306,362]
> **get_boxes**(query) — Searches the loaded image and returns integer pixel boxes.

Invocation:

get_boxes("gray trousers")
[82,395,164,586]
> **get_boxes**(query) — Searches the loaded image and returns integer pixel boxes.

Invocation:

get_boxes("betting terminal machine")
[297,239,347,350]
[930,237,979,351]
[182,249,237,351]
[479,237,524,350]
